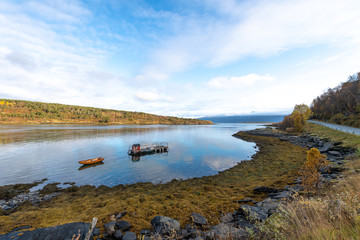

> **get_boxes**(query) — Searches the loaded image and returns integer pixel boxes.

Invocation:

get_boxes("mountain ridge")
[0,99,212,125]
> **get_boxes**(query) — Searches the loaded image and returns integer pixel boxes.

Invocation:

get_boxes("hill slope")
[311,72,360,128]
[0,99,212,125]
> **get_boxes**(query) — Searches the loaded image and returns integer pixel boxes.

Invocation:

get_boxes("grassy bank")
[305,122,360,154]
[0,99,212,125]
[0,132,307,235]
[259,122,360,239]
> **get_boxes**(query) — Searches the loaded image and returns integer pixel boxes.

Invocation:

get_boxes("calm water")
[0,123,263,187]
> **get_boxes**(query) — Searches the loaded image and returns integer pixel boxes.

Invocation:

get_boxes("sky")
[0,0,360,117]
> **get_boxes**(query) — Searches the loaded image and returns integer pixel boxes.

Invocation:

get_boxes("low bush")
[279,104,312,133]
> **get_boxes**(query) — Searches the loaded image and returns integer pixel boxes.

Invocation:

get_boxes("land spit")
[0,128,355,239]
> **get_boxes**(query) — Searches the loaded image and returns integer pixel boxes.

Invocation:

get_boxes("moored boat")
[78,157,104,165]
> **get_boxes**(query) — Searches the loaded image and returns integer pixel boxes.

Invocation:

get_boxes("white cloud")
[134,89,175,104]
[134,90,160,102]
[1,0,360,117]
[208,74,274,89]
[141,0,360,79]
[5,51,37,71]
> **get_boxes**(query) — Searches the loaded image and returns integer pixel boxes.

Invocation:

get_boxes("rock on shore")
[0,222,90,240]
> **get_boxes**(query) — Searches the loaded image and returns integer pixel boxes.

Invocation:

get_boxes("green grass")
[305,122,360,155]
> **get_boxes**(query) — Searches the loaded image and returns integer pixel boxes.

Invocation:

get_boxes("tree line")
[0,99,212,125]
[310,72,360,127]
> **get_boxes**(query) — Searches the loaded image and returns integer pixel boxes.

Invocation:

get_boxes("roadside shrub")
[278,115,293,131]
[300,148,329,191]
[292,112,305,133]
[279,104,312,133]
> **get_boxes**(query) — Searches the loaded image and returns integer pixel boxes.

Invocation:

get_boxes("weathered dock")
[128,142,168,156]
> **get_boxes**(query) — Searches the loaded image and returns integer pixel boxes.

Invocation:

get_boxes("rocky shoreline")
[0,128,356,240]
[0,190,59,212]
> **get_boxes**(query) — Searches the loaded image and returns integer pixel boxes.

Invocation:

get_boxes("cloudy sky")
[1,0,360,117]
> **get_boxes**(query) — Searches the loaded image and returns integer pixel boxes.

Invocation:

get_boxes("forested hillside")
[310,72,360,127]
[0,99,212,125]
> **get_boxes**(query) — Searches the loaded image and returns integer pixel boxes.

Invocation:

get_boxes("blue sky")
[1,0,360,117]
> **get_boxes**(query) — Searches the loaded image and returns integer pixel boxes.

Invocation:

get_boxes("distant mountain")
[0,99,212,125]
[199,114,286,123]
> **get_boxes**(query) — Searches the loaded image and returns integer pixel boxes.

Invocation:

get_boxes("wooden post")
[84,217,98,240]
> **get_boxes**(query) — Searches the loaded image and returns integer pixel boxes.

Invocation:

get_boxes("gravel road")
[308,120,360,136]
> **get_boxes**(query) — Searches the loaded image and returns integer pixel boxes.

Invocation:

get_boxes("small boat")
[78,157,104,165]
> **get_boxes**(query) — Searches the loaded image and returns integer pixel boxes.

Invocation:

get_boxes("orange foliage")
[300,148,329,191]
[279,104,311,133]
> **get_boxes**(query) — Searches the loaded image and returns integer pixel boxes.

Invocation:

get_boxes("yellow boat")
[78,157,104,165]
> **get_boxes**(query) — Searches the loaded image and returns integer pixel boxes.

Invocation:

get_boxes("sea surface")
[0,123,265,187]
[199,114,285,123]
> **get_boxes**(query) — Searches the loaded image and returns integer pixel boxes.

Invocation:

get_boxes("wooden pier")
[128,142,168,156]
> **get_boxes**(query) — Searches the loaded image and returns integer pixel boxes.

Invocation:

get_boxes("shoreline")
[1,125,356,239]
[0,127,308,236]
[0,122,213,126]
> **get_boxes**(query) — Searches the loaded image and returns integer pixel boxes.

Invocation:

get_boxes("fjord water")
[0,123,262,187]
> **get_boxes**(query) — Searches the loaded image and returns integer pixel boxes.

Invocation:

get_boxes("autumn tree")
[300,148,329,191]
[293,104,313,120]
[278,104,312,133]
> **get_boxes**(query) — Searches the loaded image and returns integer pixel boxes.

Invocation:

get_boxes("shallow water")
[0,123,263,186]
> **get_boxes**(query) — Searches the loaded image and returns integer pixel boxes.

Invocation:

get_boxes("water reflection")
[0,123,262,186]
[0,124,171,145]
[78,162,104,171]
[130,152,168,162]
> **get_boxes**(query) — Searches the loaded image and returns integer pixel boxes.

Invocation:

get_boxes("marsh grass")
[0,132,307,234]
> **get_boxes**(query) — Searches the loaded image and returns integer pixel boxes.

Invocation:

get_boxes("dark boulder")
[220,212,234,224]
[319,142,333,153]
[191,212,207,225]
[104,221,117,236]
[114,230,123,239]
[151,215,181,235]
[253,186,281,194]
[328,150,342,156]
[93,228,100,236]
[238,205,268,222]
[0,222,90,240]
[255,198,280,215]
[208,223,230,239]
[116,220,132,231]
[207,223,248,240]
[122,231,136,240]
[234,215,255,230]
[268,190,292,200]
